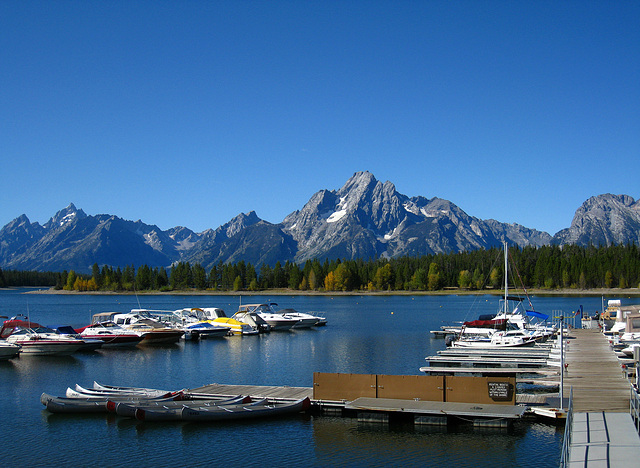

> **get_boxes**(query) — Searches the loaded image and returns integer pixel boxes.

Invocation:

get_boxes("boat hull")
[84,334,143,348]
[0,342,21,359]
[138,330,184,345]
[10,340,83,356]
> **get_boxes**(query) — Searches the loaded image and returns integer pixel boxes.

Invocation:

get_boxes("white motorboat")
[238,304,300,331]
[1,319,85,356]
[231,309,271,333]
[52,325,104,351]
[451,330,536,348]
[76,321,144,348]
[266,303,323,328]
[621,343,640,358]
[0,339,21,360]
[90,311,184,344]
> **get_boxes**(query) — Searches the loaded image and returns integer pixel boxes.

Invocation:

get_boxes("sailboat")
[449,242,548,348]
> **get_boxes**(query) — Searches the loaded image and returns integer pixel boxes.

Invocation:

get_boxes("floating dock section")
[345,397,525,428]
[194,372,526,428]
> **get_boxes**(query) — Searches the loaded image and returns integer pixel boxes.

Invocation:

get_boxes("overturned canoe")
[111,395,253,418]
[40,392,185,413]
[136,397,311,422]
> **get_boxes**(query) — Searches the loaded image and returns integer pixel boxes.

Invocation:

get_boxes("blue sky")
[1,1,638,236]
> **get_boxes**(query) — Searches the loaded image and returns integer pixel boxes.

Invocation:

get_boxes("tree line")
[1,243,639,292]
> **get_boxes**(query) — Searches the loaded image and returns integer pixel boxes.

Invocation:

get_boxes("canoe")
[111,395,253,418]
[92,381,173,393]
[67,384,174,399]
[134,398,271,422]
[41,393,113,413]
[91,382,225,401]
[69,383,223,401]
[136,397,311,422]
[41,392,184,413]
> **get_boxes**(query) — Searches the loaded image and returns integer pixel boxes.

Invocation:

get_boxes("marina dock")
[193,374,527,427]
[420,342,560,378]
[190,328,640,465]
[563,328,640,466]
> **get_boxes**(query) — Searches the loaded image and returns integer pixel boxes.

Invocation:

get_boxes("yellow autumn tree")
[324,271,337,291]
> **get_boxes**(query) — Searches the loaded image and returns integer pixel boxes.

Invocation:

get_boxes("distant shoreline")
[14,286,640,297]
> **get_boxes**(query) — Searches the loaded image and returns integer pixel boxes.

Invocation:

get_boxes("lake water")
[0,289,615,467]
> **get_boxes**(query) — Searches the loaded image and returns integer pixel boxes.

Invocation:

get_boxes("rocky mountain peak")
[1,214,33,232]
[1,178,638,273]
[552,194,640,246]
[44,203,87,230]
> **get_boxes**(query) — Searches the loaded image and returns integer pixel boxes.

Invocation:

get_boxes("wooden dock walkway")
[564,328,631,412]
[563,328,640,466]
[191,383,313,401]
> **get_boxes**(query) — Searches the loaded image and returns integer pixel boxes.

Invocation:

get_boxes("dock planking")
[562,328,640,466]
[563,328,631,412]
[191,383,313,402]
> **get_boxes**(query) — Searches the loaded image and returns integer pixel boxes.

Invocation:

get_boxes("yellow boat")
[195,308,258,335]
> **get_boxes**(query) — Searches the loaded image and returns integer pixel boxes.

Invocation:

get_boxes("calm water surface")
[0,289,612,467]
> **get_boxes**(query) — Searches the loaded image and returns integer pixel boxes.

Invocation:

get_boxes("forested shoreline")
[1,244,639,293]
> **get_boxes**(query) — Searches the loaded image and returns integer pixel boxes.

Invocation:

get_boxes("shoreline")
[12,286,640,298]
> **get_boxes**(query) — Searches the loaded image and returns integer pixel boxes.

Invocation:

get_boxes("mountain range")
[1,171,639,273]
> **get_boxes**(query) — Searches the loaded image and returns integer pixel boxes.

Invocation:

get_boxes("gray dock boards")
[564,329,632,412]
[191,383,313,401]
[345,397,526,419]
[419,365,558,375]
[568,412,640,467]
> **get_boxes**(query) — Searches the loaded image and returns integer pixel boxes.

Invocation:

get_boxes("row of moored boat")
[0,303,327,358]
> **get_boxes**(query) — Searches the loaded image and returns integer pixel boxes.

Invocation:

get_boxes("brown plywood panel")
[313,372,377,401]
[377,374,445,401]
[446,376,516,405]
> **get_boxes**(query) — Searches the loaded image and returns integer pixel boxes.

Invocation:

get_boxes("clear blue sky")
[1,1,638,236]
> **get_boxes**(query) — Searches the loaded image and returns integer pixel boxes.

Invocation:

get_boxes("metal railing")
[550,310,580,331]
[632,383,640,434]
[559,386,574,468]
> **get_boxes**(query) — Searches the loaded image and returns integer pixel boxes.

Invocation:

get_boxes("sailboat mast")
[504,241,508,315]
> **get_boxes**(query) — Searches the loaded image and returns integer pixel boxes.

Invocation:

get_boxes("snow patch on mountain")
[326,196,348,223]
[327,209,347,223]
